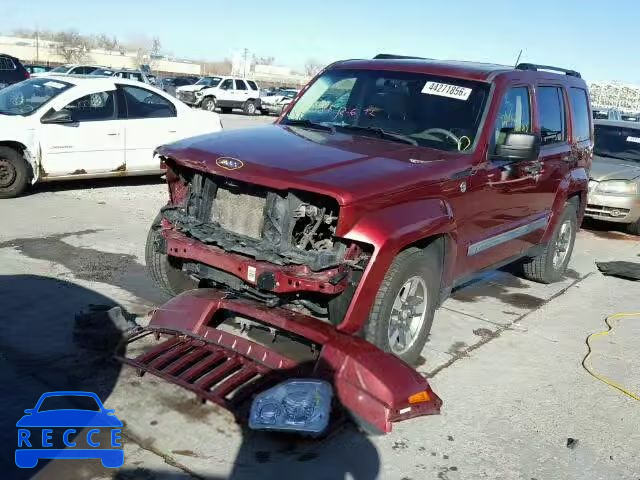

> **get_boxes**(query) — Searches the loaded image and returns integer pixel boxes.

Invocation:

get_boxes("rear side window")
[493,86,531,145]
[569,88,591,142]
[121,85,176,119]
[235,80,247,90]
[247,80,258,90]
[0,57,16,70]
[536,86,566,145]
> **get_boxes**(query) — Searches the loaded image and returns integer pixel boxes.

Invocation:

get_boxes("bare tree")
[54,30,92,63]
[254,55,275,66]
[304,58,323,77]
[94,33,119,52]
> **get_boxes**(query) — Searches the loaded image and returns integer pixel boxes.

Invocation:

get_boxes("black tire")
[243,101,257,115]
[145,213,197,298]
[201,96,216,112]
[521,203,577,284]
[0,146,30,199]
[363,245,441,365]
[626,219,640,236]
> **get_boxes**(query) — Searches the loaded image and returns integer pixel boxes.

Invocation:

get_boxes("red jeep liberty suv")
[146,55,592,367]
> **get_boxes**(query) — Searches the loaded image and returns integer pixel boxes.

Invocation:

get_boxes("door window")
[0,57,16,70]
[569,88,591,142]
[537,86,566,145]
[235,79,248,90]
[64,91,116,121]
[247,80,258,90]
[219,79,234,90]
[493,87,531,146]
[121,85,176,119]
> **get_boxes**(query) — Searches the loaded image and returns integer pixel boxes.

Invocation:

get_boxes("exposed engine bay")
[157,161,370,321]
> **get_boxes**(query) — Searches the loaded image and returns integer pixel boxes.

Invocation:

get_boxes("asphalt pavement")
[1,113,638,480]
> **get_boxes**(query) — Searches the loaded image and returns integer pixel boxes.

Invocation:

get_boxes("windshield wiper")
[283,119,335,133]
[334,125,418,146]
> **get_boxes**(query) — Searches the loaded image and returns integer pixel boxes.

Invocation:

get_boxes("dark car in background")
[160,76,198,97]
[0,54,29,89]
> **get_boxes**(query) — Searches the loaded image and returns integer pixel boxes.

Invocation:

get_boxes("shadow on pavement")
[0,275,130,480]
[29,175,165,196]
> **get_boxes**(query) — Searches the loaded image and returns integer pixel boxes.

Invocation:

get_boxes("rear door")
[234,79,250,106]
[119,84,179,172]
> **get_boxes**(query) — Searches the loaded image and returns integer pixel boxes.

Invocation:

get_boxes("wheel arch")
[336,198,456,334]
[0,140,36,182]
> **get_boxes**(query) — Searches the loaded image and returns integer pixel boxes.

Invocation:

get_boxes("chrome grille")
[211,186,266,239]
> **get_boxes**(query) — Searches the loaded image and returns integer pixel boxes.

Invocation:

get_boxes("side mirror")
[41,108,74,124]
[24,409,34,414]
[491,131,540,162]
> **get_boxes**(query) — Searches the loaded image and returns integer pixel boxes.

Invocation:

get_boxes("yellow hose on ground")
[582,313,640,401]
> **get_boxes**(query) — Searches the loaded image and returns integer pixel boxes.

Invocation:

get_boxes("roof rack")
[515,63,581,78]
[373,54,431,60]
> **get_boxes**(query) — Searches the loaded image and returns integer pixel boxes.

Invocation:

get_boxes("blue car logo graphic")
[15,391,124,469]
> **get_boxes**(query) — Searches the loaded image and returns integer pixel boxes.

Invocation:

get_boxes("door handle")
[168,130,177,133]
[107,132,120,136]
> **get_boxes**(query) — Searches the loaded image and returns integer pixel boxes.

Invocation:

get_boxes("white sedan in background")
[0,75,222,198]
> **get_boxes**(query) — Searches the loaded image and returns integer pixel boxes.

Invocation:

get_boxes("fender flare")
[336,198,456,334]
[0,139,39,184]
[542,168,588,243]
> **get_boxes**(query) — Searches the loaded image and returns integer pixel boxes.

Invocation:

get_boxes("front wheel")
[626,219,640,236]
[145,214,197,298]
[364,246,441,365]
[201,96,216,112]
[0,146,30,199]
[521,203,577,283]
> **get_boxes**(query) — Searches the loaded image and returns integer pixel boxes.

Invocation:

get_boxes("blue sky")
[1,0,636,83]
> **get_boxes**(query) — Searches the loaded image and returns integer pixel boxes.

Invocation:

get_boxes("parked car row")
[0,74,222,198]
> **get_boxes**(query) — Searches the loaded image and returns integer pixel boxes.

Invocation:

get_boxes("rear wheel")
[201,96,216,112]
[364,245,441,365]
[521,203,577,283]
[145,213,197,298]
[243,100,257,115]
[0,146,30,199]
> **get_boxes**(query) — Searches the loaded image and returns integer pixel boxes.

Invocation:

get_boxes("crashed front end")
[119,289,441,435]
[120,156,441,434]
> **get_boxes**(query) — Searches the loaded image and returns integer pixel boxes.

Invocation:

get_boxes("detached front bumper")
[117,289,441,434]
[585,192,640,223]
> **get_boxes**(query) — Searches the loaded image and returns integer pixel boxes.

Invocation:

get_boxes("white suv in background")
[178,76,261,114]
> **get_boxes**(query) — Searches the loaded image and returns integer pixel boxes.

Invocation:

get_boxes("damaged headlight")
[249,379,332,435]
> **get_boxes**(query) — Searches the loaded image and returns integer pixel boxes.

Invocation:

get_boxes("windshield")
[196,76,222,87]
[0,78,72,116]
[283,69,490,152]
[594,124,640,163]
[49,65,70,73]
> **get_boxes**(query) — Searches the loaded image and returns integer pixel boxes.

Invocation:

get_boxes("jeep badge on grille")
[216,157,244,170]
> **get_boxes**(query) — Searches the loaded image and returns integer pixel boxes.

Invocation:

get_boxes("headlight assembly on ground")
[249,379,332,435]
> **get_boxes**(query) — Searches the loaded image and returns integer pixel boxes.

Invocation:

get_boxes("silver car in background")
[586,119,640,234]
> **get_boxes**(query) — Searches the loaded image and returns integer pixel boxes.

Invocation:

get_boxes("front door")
[39,89,125,176]
[216,78,236,108]
[119,84,179,172]
[454,84,547,279]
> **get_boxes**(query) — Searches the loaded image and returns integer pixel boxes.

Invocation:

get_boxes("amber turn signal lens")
[408,390,431,404]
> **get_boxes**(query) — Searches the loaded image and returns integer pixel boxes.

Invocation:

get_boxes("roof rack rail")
[373,54,430,60]
[515,63,581,78]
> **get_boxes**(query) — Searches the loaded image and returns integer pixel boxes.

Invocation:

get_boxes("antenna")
[514,49,523,68]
